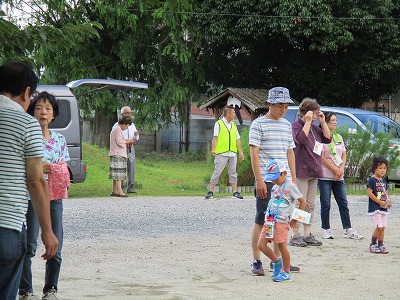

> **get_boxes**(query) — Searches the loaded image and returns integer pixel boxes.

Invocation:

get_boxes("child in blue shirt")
[258,159,306,282]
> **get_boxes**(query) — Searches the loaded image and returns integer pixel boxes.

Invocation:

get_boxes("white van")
[37,79,148,183]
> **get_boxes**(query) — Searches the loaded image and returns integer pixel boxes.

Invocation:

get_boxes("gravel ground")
[29,195,400,299]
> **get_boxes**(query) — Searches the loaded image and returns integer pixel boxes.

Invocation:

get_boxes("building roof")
[199,88,269,113]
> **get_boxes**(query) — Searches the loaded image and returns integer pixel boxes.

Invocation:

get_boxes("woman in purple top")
[290,98,331,247]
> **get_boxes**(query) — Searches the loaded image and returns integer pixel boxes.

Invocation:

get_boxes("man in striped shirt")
[0,62,58,299]
[249,87,298,276]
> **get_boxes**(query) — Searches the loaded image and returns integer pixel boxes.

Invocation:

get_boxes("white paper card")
[291,208,311,224]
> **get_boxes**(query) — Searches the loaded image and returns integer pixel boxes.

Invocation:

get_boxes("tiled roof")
[199,88,269,112]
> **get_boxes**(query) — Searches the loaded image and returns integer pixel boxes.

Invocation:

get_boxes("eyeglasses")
[123,112,133,115]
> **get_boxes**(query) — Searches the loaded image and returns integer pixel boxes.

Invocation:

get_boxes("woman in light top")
[318,111,363,240]
[109,116,132,197]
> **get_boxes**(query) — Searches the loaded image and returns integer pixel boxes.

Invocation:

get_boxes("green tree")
[14,0,202,148]
[0,2,101,65]
[192,0,400,106]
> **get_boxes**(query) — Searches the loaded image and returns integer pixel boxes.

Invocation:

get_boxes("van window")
[335,113,358,131]
[354,113,400,138]
[49,100,71,129]
[284,108,299,122]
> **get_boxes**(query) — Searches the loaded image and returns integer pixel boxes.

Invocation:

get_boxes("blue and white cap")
[266,87,294,104]
[264,159,287,181]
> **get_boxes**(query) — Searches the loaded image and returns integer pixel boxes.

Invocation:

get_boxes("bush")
[337,125,400,182]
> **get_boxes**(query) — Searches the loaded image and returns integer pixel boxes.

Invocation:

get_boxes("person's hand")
[317,110,325,124]
[304,111,313,123]
[256,178,267,199]
[211,150,216,156]
[239,153,245,161]
[42,162,51,174]
[40,231,59,260]
[388,202,393,208]
[289,219,297,228]
[134,131,139,136]
[57,158,65,165]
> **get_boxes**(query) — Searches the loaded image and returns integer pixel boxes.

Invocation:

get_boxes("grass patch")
[67,143,400,198]
[68,143,227,198]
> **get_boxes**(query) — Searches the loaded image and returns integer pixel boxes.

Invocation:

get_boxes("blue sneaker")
[205,191,213,199]
[273,271,293,282]
[272,258,282,278]
[250,260,265,276]
[232,192,243,199]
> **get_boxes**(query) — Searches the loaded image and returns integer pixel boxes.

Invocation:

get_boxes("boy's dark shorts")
[254,181,274,225]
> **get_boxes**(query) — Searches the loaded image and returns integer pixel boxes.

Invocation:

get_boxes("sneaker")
[232,192,243,199]
[273,271,293,282]
[303,234,323,246]
[323,229,334,239]
[42,288,58,300]
[290,264,300,273]
[250,260,265,276]
[289,234,308,247]
[343,228,364,240]
[379,245,389,254]
[272,258,282,277]
[269,262,300,273]
[19,293,41,300]
[205,191,213,199]
[369,244,381,254]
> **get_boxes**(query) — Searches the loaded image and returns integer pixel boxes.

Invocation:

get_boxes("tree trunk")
[92,111,115,149]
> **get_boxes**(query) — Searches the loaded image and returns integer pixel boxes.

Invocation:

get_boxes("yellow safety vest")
[215,119,238,154]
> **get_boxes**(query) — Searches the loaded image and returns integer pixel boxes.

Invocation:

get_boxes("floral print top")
[42,130,70,163]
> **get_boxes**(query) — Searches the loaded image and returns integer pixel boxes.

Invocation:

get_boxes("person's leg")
[112,180,118,194]
[251,223,263,260]
[278,243,290,270]
[251,181,273,275]
[0,225,27,300]
[43,200,63,294]
[318,179,333,230]
[208,155,228,192]
[227,155,238,192]
[331,180,351,229]
[116,180,125,195]
[303,177,318,237]
[257,238,277,262]
[292,178,308,237]
[126,150,135,193]
[19,201,40,295]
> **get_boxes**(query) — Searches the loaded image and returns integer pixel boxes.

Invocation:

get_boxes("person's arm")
[236,138,244,161]
[211,136,218,156]
[26,157,58,260]
[287,148,296,184]
[318,111,331,140]
[321,152,339,173]
[301,111,313,137]
[367,187,387,207]
[250,145,267,199]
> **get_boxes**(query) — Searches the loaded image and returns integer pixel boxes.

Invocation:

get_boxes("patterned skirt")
[109,156,127,180]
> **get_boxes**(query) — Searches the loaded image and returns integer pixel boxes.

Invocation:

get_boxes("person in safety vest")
[205,105,245,199]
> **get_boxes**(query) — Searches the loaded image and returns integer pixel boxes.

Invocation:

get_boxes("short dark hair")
[27,91,60,119]
[118,116,132,125]
[323,111,336,123]
[370,156,389,173]
[0,61,38,97]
